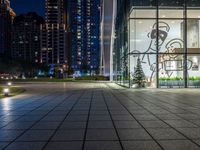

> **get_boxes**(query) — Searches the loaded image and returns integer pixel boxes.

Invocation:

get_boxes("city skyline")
[0,0,113,78]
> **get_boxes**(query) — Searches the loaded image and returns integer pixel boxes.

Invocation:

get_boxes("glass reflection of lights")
[2,98,12,111]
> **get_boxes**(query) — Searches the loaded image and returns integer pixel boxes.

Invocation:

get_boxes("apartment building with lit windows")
[12,12,44,63]
[40,0,67,66]
[68,0,100,75]
[0,0,15,56]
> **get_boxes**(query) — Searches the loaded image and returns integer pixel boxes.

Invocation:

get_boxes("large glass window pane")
[187,19,200,53]
[116,44,129,87]
[158,20,184,54]
[130,54,157,88]
[130,9,156,18]
[159,54,184,88]
[159,9,183,18]
[187,9,200,18]
[187,54,200,87]
[120,55,129,87]
[130,19,185,55]
[129,19,157,88]
[130,19,157,54]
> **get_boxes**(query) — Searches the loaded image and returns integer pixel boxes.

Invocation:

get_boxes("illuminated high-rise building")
[0,0,15,55]
[12,12,44,63]
[100,0,116,79]
[68,0,100,75]
[41,0,67,65]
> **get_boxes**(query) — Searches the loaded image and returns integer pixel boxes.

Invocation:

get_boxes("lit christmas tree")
[132,58,146,88]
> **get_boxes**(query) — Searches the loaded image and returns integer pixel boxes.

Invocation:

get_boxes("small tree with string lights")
[132,58,146,88]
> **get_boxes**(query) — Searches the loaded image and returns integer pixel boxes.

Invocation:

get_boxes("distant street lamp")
[7,82,12,86]
[63,64,66,69]
[3,88,10,96]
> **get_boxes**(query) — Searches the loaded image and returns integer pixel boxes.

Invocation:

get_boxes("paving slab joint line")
[82,90,94,150]
[108,83,200,149]
[0,93,56,130]
[102,90,125,150]
[105,83,165,150]
[124,89,200,148]
[2,93,74,150]
[41,90,86,150]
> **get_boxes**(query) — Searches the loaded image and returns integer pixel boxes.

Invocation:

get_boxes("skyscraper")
[12,12,44,63]
[41,0,67,66]
[0,0,15,56]
[68,0,100,75]
[100,0,116,80]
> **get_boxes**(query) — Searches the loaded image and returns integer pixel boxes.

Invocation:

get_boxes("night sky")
[10,0,45,17]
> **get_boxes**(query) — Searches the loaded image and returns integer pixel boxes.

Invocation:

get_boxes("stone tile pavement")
[0,82,200,149]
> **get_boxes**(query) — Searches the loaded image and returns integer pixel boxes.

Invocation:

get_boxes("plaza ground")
[0,82,200,150]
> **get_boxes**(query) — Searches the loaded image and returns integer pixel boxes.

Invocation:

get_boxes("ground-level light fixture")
[7,82,12,86]
[3,88,10,96]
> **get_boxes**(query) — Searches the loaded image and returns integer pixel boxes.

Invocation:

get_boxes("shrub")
[75,76,109,81]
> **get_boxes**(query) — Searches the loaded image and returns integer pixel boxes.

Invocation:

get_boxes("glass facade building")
[114,0,200,88]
